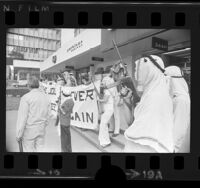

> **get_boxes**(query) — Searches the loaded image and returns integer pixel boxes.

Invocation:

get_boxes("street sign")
[91,57,104,62]
[152,37,168,51]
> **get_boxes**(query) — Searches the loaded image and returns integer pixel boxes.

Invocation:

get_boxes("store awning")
[40,29,102,73]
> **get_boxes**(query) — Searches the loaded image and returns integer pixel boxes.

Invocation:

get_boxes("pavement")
[6,111,102,152]
[6,96,125,153]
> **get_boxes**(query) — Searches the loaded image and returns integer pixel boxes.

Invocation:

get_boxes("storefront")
[41,29,190,87]
[40,29,102,83]
[97,29,190,85]
[13,59,40,81]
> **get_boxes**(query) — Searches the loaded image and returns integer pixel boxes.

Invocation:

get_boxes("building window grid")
[7,31,61,42]
[6,29,61,61]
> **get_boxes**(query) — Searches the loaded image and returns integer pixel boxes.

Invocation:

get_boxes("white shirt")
[16,88,52,138]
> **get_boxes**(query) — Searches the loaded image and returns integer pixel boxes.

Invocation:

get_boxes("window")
[43,29,48,38]
[39,38,43,48]
[24,36,29,47]
[24,28,29,35]
[18,35,24,41]
[74,29,86,37]
[29,37,34,47]
[49,41,53,50]
[52,30,56,39]
[56,30,61,40]
[29,29,34,36]
[44,39,47,49]
[48,29,52,39]
[39,29,43,37]
[56,41,61,49]
[34,38,39,48]
[7,33,14,45]
[13,34,18,45]
[33,29,38,37]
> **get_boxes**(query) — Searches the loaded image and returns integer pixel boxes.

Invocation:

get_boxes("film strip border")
[0,3,199,27]
[1,2,200,180]
[0,154,200,180]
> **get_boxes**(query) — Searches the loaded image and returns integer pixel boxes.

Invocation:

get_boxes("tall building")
[6,28,61,80]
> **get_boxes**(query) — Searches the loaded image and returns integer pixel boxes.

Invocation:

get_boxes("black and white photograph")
[6,28,191,153]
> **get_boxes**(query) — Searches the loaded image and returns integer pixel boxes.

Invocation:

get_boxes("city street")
[6,111,101,152]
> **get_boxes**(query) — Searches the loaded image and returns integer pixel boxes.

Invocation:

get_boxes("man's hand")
[16,136,22,142]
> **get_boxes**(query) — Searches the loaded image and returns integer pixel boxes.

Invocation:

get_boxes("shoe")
[112,133,119,137]
[101,143,111,148]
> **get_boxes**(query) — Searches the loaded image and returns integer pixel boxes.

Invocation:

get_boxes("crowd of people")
[15,54,191,153]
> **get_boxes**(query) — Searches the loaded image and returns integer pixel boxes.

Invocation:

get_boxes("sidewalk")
[6,111,121,152]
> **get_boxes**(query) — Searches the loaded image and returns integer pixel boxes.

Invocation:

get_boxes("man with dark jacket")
[58,93,74,152]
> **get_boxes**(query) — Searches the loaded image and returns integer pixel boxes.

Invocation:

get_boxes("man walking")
[16,76,52,152]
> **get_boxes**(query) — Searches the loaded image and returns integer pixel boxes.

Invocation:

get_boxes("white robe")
[124,55,174,153]
[165,66,190,153]
[98,76,116,146]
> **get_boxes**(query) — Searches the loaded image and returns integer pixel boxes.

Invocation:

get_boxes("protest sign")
[40,82,100,130]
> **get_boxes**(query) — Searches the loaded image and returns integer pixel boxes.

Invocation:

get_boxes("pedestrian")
[58,88,74,152]
[165,66,190,153]
[16,76,52,152]
[98,74,117,148]
[124,55,174,153]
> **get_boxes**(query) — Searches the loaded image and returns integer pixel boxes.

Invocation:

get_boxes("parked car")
[11,81,19,88]
[19,80,28,87]
[11,80,28,88]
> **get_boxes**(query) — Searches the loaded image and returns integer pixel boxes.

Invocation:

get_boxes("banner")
[40,81,100,130]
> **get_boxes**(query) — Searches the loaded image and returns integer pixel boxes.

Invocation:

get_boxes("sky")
[61,29,75,47]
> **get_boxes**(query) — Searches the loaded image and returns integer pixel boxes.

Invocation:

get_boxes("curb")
[71,126,125,152]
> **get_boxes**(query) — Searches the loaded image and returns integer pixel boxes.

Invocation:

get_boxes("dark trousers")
[60,125,72,152]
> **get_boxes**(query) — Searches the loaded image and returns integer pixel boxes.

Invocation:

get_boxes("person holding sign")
[16,76,52,152]
[97,75,117,148]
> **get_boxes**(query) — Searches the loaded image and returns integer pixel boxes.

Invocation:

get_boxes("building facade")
[41,29,191,88]
[6,28,61,80]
